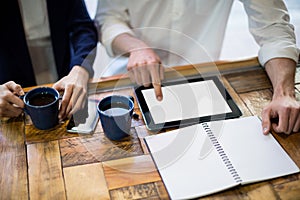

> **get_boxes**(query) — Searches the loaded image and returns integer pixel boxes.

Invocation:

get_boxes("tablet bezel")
[134,75,242,131]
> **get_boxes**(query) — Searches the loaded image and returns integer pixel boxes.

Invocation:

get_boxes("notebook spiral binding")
[201,122,242,183]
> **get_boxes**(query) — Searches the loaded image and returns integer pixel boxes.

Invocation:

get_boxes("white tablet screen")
[141,80,232,124]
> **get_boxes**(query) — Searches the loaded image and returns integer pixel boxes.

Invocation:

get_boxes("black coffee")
[28,93,56,106]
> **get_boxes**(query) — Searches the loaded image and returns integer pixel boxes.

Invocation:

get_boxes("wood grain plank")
[274,178,300,200]
[200,188,243,200]
[109,182,159,200]
[237,183,277,200]
[272,131,300,168]
[24,117,81,144]
[59,129,144,167]
[239,89,273,118]
[224,68,272,94]
[135,125,158,139]
[103,155,161,190]
[220,76,252,117]
[271,173,299,188]
[64,163,110,200]
[135,126,153,155]
[27,140,66,200]
[154,181,170,200]
[0,117,28,200]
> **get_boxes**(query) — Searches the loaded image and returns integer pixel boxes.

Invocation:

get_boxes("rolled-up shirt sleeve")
[95,0,135,57]
[240,0,299,66]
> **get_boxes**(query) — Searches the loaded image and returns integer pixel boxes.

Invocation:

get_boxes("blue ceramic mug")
[97,95,134,141]
[23,87,60,130]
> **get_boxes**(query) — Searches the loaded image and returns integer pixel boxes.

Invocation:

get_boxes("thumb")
[5,81,24,95]
[261,109,271,135]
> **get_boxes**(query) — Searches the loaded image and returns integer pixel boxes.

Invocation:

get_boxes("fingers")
[5,81,25,96]
[133,67,143,85]
[262,98,300,135]
[140,67,151,87]
[287,108,298,134]
[272,112,289,134]
[4,81,25,107]
[127,70,135,83]
[68,87,87,117]
[128,62,164,101]
[149,63,163,101]
[261,107,272,135]
[160,64,165,81]
[292,115,300,132]
[56,83,87,120]
[57,84,72,120]
[0,81,25,118]
[0,101,23,117]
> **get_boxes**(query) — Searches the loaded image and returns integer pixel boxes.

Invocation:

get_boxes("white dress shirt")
[96,0,299,69]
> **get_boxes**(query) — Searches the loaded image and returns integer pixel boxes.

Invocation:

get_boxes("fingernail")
[157,96,162,101]
[263,127,268,134]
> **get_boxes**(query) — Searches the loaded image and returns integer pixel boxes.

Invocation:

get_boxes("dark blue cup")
[23,87,60,130]
[97,95,134,141]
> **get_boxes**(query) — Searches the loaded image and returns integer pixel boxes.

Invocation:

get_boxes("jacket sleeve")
[240,0,299,66]
[68,0,98,77]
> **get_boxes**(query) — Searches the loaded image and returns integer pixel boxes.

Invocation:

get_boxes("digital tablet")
[134,75,242,131]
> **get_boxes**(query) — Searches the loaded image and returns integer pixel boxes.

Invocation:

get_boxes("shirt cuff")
[258,43,300,66]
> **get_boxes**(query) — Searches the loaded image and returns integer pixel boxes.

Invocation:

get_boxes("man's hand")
[53,66,89,120]
[112,33,164,101]
[262,95,300,134]
[0,81,25,117]
[127,48,164,101]
[262,58,299,135]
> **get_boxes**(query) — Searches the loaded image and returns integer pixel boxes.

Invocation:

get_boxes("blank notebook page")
[213,116,300,184]
[146,124,238,199]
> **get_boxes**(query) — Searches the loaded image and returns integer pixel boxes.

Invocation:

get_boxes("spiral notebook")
[144,116,299,199]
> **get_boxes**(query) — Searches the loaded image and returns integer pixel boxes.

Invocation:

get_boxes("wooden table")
[1,57,300,200]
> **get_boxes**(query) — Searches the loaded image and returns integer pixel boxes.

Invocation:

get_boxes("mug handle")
[127,96,139,120]
[19,95,29,114]
[128,95,134,104]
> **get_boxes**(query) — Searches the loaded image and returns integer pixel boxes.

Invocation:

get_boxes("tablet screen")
[142,80,232,124]
[135,76,241,130]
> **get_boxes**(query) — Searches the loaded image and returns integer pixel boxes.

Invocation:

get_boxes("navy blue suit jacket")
[0,0,98,87]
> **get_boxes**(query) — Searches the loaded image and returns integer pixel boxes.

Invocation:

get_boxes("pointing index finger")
[149,63,163,101]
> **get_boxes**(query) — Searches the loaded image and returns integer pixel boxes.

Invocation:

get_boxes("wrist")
[272,85,295,99]
[71,66,89,79]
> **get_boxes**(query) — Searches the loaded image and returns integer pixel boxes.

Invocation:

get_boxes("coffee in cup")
[97,95,134,141]
[23,87,60,130]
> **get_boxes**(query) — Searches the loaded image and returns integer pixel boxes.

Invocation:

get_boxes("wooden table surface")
[1,57,300,200]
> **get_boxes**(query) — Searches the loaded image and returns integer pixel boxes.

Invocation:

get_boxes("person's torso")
[124,0,234,65]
